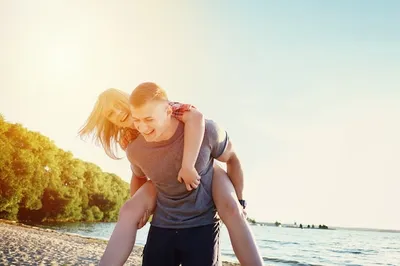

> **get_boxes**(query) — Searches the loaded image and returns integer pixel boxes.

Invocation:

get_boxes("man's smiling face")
[130,100,171,142]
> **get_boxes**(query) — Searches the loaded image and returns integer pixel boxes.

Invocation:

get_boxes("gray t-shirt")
[126,119,229,229]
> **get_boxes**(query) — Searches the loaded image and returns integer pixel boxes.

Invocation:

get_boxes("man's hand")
[137,209,151,229]
[177,165,201,191]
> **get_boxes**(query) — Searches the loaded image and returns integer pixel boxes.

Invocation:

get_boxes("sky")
[0,0,399,230]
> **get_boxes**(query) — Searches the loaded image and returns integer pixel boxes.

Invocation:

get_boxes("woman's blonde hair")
[78,88,131,159]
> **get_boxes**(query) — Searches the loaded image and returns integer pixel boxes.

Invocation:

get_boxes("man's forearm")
[130,175,147,197]
[226,154,244,200]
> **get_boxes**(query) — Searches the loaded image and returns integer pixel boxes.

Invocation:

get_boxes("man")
[126,82,246,266]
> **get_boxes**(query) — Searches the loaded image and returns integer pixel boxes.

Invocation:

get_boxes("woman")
[79,88,263,266]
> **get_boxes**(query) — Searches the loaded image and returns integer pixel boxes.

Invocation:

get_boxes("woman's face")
[102,101,134,128]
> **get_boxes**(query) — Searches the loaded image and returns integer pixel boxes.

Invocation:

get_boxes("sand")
[0,220,239,266]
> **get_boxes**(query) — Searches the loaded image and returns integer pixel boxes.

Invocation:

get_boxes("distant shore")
[0,219,239,266]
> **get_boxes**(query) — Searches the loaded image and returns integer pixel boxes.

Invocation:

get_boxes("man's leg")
[179,223,221,266]
[142,225,180,266]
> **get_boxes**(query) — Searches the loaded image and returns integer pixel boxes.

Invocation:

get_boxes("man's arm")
[130,164,147,197]
[129,165,153,229]
[130,174,147,197]
[216,140,244,200]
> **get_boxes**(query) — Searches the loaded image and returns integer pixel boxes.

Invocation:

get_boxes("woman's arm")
[173,105,205,191]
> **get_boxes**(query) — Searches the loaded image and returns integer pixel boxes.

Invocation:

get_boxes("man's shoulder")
[204,119,225,135]
[204,119,217,129]
[204,119,228,146]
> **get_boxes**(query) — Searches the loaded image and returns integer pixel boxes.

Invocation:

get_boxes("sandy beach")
[0,220,239,266]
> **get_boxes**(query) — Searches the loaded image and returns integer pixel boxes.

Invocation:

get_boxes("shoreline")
[0,219,239,266]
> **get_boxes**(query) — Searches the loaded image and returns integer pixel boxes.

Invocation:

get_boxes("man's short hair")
[129,82,168,107]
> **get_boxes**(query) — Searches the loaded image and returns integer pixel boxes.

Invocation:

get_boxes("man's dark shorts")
[142,223,220,266]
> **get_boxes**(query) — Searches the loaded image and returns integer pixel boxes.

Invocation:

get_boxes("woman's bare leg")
[212,165,263,266]
[99,180,157,266]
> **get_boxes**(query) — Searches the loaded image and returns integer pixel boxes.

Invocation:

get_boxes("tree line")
[0,114,130,223]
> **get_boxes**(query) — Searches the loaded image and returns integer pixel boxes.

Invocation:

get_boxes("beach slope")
[0,220,238,266]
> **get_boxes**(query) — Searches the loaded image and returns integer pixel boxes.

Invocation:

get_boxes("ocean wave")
[262,239,300,245]
[262,256,323,266]
[382,246,400,251]
[328,248,378,255]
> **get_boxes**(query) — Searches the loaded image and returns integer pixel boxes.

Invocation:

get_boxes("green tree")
[0,114,130,223]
